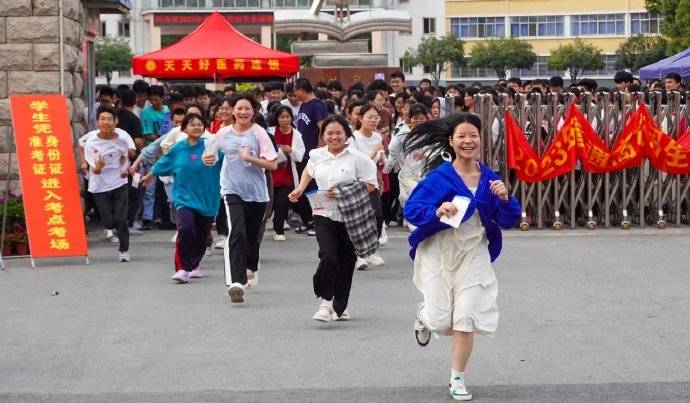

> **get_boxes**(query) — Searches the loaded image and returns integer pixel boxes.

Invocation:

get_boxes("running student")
[288,115,378,322]
[203,93,278,304]
[151,113,222,283]
[403,113,520,401]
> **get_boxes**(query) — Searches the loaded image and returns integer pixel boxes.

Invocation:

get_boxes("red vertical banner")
[9,95,88,258]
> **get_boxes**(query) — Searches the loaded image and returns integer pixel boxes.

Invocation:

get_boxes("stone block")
[63,0,83,20]
[32,0,59,16]
[63,18,82,47]
[0,43,32,70]
[62,71,73,96]
[7,16,58,43]
[0,72,7,98]
[70,121,84,143]
[0,0,32,16]
[8,71,59,94]
[0,99,11,126]
[0,18,6,43]
[33,43,80,71]
[0,126,15,153]
[0,179,22,195]
[71,72,83,99]
[0,152,19,176]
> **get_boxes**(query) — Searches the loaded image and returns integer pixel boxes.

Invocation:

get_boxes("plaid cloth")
[334,182,379,258]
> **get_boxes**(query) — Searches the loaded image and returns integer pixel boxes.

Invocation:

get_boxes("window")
[631,12,661,35]
[423,65,432,74]
[450,17,505,39]
[399,59,412,74]
[118,21,130,37]
[510,16,564,37]
[451,61,497,79]
[423,18,436,34]
[118,70,131,78]
[582,55,618,77]
[571,14,624,36]
[271,0,311,6]
[514,56,562,78]
[160,0,203,6]
[100,21,107,37]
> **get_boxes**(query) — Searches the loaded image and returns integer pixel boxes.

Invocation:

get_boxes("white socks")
[451,369,464,381]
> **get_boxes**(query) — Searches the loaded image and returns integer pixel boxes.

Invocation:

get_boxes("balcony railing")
[144,0,377,10]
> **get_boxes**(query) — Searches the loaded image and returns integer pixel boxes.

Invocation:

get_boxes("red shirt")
[272,127,294,187]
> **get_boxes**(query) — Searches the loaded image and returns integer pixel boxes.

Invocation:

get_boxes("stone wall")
[0,0,88,194]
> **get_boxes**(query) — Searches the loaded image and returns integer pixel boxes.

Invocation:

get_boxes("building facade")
[445,0,660,82]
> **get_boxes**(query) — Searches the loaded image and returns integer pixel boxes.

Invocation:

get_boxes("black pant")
[215,198,228,236]
[176,207,213,271]
[92,184,129,252]
[272,185,312,235]
[127,175,140,227]
[370,189,384,237]
[383,171,400,223]
[223,194,266,286]
[313,216,357,316]
[257,171,274,246]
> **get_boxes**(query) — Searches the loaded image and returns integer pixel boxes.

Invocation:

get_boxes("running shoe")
[172,270,189,284]
[189,268,204,278]
[449,376,472,401]
[366,253,385,267]
[228,283,244,303]
[246,270,258,290]
[414,302,431,347]
[335,309,351,321]
[378,226,388,246]
[118,251,130,263]
[355,257,368,271]
[273,234,287,241]
[214,235,226,249]
[312,301,335,322]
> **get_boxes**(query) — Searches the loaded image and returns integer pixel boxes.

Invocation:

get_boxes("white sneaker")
[283,222,291,230]
[205,236,214,256]
[170,231,178,243]
[449,376,472,401]
[245,270,258,290]
[110,236,120,244]
[355,257,369,271]
[118,251,130,263]
[414,302,431,346]
[189,268,204,278]
[335,309,350,321]
[378,226,388,246]
[172,270,189,284]
[388,221,399,227]
[366,253,385,267]
[272,234,286,241]
[228,282,244,303]
[105,229,115,240]
[312,301,334,322]
[214,235,226,249]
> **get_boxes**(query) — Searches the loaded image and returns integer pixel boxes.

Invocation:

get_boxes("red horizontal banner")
[506,103,690,182]
[153,13,274,26]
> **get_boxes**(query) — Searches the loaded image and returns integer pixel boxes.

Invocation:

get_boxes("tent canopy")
[639,47,690,80]
[132,11,299,80]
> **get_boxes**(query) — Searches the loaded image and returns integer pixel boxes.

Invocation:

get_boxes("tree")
[468,38,537,80]
[402,35,465,85]
[615,35,668,72]
[647,0,690,54]
[95,37,133,85]
[547,39,604,82]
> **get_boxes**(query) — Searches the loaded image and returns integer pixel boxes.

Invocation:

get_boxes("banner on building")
[9,95,88,258]
[505,103,690,182]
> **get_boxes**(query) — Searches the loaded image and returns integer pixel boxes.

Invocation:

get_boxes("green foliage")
[95,37,133,85]
[615,35,668,71]
[647,0,690,54]
[402,35,466,85]
[161,35,185,48]
[468,38,537,80]
[547,39,605,82]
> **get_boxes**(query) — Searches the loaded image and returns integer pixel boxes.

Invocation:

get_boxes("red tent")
[132,11,299,80]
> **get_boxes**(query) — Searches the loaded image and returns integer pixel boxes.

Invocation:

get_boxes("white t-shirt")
[79,127,134,148]
[83,135,133,193]
[352,130,384,162]
[306,145,378,222]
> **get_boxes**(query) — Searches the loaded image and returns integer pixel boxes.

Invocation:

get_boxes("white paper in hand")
[439,195,471,228]
[276,149,288,164]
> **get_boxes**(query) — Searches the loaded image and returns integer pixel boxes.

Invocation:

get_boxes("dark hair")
[99,86,115,98]
[348,89,364,100]
[294,78,314,93]
[171,107,187,117]
[96,104,118,119]
[228,93,260,122]
[119,88,136,108]
[169,92,184,105]
[271,105,294,127]
[223,85,236,93]
[358,103,379,117]
[404,113,482,175]
[320,114,353,139]
[349,82,366,93]
[117,84,130,92]
[507,77,523,87]
[178,85,196,98]
[390,71,406,82]
[264,81,284,92]
[324,99,337,114]
[327,81,343,91]
[452,96,464,110]
[549,76,564,88]
[578,78,598,93]
[315,80,328,89]
[665,72,682,83]
[367,79,388,92]
[614,71,634,84]
[132,79,149,94]
[420,78,432,85]
[181,113,208,131]
[409,103,428,118]
[185,103,205,115]
[197,88,212,98]
[148,85,165,98]
[347,100,365,115]
[365,90,381,103]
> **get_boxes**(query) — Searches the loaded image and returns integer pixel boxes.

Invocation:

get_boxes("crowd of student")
[79,70,684,401]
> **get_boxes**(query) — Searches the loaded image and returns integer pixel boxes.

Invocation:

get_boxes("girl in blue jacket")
[403,113,521,401]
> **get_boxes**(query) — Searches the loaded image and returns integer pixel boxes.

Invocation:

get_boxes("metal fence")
[470,91,690,230]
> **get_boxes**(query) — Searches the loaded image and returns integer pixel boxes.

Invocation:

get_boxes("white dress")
[413,189,499,336]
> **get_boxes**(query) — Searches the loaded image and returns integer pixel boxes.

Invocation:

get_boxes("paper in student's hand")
[276,149,288,164]
[439,195,471,228]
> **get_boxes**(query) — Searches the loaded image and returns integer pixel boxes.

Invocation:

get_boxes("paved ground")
[1,225,689,402]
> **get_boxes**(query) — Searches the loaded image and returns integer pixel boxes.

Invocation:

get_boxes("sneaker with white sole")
[110,236,120,244]
[414,302,431,347]
[273,234,286,241]
[378,226,388,246]
[355,257,369,271]
[214,235,226,249]
[189,268,204,278]
[312,301,335,322]
[118,251,130,263]
[205,237,214,256]
[245,270,258,290]
[104,229,115,240]
[129,227,144,236]
[335,309,350,321]
[307,229,316,236]
[366,253,385,267]
[172,270,189,284]
[228,283,244,303]
[449,376,472,401]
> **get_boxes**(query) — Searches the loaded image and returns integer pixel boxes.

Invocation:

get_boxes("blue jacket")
[403,162,521,261]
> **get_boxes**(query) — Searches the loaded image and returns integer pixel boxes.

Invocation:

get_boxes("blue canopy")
[639,47,690,80]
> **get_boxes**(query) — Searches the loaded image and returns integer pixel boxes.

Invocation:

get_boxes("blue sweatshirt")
[403,161,521,261]
[152,138,222,217]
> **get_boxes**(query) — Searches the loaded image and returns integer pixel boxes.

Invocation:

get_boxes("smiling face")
[277,110,292,129]
[97,111,117,134]
[322,121,348,154]
[184,117,205,139]
[409,112,427,128]
[232,99,254,125]
[360,108,381,132]
[449,122,480,161]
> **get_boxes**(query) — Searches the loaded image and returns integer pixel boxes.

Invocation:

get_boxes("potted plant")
[13,224,29,256]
